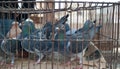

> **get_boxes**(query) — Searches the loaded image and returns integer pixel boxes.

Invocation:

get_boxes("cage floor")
[0,57,107,69]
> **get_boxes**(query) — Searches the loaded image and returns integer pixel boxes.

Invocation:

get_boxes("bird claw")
[4,63,14,67]
[34,58,42,65]
[0,61,5,65]
[34,61,41,65]
[0,61,14,67]
[10,64,14,67]
[64,61,71,66]
[73,64,83,69]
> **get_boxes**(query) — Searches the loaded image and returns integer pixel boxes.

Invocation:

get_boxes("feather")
[53,20,102,68]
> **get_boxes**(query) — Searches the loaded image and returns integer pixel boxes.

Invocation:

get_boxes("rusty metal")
[0,1,120,69]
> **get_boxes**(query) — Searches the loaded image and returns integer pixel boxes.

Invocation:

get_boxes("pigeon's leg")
[11,57,14,64]
[34,49,44,64]
[65,55,78,66]
[65,61,71,66]
[73,64,83,69]
[64,57,74,66]
[5,55,15,67]
[74,54,83,69]
[0,60,5,65]
[78,58,83,69]
[10,57,15,66]
[35,53,44,64]
[73,52,84,69]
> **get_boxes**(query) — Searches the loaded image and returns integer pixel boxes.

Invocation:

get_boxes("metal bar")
[0,1,120,69]
[0,1,119,4]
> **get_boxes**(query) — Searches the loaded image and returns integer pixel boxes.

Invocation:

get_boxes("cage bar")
[0,1,119,69]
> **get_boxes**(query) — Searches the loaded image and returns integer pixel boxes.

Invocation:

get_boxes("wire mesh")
[0,1,119,69]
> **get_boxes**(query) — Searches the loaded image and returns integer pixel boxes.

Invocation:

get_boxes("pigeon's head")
[95,25,102,33]
[83,20,95,30]
[85,24,102,39]
[55,14,69,25]
[60,14,69,24]
[54,24,66,39]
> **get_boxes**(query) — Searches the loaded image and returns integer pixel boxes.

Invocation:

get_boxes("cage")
[0,1,119,69]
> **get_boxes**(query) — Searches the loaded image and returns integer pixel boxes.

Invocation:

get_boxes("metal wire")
[0,1,119,69]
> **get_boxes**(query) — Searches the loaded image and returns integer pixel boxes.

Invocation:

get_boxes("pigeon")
[20,14,70,64]
[42,14,70,39]
[54,14,70,32]
[75,20,95,33]
[0,19,22,65]
[53,20,102,69]
[21,15,69,64]
[0,19,20,44]
[0,18,36,65]
[66,20,102,63]
[1,39,22,65]
[21,29,52,64]
[66,20,96,36]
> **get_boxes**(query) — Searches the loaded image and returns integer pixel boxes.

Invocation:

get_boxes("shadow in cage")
[0,1,119,69]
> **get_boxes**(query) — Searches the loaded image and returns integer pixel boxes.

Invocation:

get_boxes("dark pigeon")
[1,39,22,65]
[75,20,95,33]
[0,18,36,65]
[21,29,52,64]
[42,14,70,39]
[54,14,70,32]
[66,20,102,62]
[0,19,18,50]
[53,20,102,69]
[20,14,70,64]
[0,19,21,65]
[66,20,95,36]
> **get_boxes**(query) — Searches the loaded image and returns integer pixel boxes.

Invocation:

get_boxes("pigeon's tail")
[61,14,69,24]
